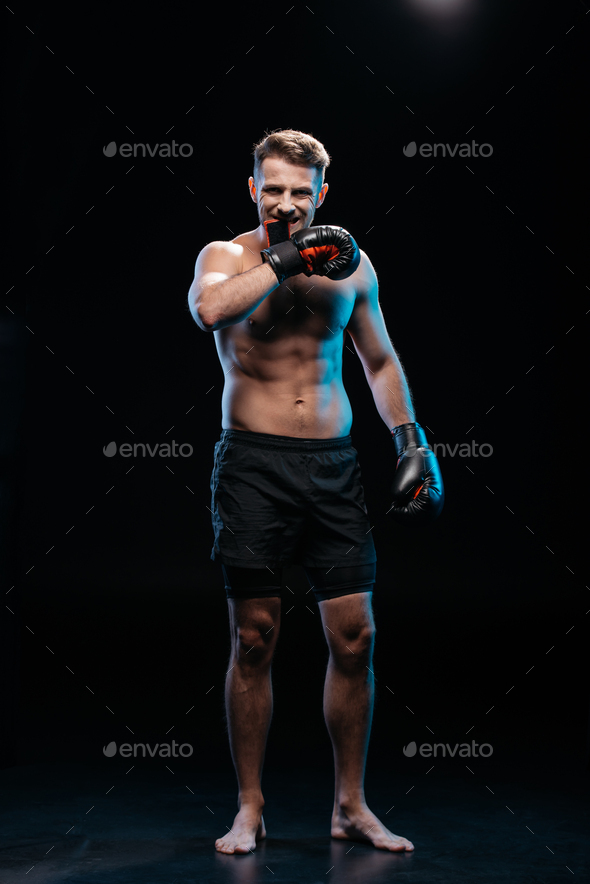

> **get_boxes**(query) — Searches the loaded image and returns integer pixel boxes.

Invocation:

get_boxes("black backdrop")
[2,0,588,785]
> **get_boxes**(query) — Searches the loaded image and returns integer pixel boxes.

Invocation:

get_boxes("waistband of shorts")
[219,428,353,452]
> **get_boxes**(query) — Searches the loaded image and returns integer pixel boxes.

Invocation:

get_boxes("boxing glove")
[388,422,444,524]
[261,225,361,284]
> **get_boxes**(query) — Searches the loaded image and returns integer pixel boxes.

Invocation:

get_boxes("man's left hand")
[388,422,444,524]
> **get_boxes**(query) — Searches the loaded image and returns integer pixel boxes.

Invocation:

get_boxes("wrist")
[261,239,307,284]
[390,422,428,457]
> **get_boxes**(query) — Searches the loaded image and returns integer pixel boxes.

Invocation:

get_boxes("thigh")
[303,561,376,603]
[308,562,376,645]
[210,441,305,568]
[301,445,376,569]
[223,564,283,650]
[222,564,283,600]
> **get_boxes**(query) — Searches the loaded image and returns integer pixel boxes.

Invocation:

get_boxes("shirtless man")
[188,129,444,855]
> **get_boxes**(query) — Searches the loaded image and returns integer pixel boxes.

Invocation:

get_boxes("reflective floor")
[0,757,588,883]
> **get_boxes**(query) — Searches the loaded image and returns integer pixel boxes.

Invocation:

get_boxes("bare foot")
[331,803,414,852]
[215,804,267,855]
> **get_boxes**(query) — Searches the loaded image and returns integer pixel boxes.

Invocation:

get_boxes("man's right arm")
[187,241,279,332]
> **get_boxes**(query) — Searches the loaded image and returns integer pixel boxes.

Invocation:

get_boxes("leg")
[318,580,414,852]
[215,566,282,854]
[319,588,376,808]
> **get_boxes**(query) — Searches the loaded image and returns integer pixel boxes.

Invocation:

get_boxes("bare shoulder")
[194,237,246,276]
[353,249,379,300]
[199,238,244,259]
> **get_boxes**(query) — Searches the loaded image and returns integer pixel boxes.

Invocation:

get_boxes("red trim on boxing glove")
[299,244,341,274]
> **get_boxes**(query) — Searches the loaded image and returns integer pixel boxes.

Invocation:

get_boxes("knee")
[330,624,375,669]
[233,618,277,666]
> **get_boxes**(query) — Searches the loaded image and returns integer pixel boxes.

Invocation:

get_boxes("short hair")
[252,128,331,189]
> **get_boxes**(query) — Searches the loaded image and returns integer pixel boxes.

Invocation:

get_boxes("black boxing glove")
[260,225,361,284]
[388,422,444,525]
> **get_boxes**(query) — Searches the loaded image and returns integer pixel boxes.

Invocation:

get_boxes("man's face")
[248,156,328,232]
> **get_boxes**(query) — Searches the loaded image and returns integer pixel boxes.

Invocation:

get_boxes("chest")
[248,263,357,339]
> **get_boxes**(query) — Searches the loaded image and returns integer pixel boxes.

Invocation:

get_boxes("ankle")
[238,790,265,809]
[335,792,366,813]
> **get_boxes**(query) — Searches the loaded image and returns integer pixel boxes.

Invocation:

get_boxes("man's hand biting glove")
[261,219,361,284]
[388,422,445,525]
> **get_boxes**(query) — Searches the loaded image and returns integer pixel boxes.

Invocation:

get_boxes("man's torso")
[212,228,365,439]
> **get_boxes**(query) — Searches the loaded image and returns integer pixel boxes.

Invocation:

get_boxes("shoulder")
[195,237,246,274]
[353,249,379,300]
[200,239,244,257]
[201,226,259,256]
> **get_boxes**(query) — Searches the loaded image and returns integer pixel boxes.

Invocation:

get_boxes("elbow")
[189,295,218,332]
[197,308,218,332]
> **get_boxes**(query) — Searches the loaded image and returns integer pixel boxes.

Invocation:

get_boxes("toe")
[384,828,414,851]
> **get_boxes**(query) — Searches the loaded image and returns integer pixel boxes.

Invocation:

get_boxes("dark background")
[2,0,588,798]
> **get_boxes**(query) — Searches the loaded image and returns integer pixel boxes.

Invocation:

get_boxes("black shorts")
[209,429,377,573]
